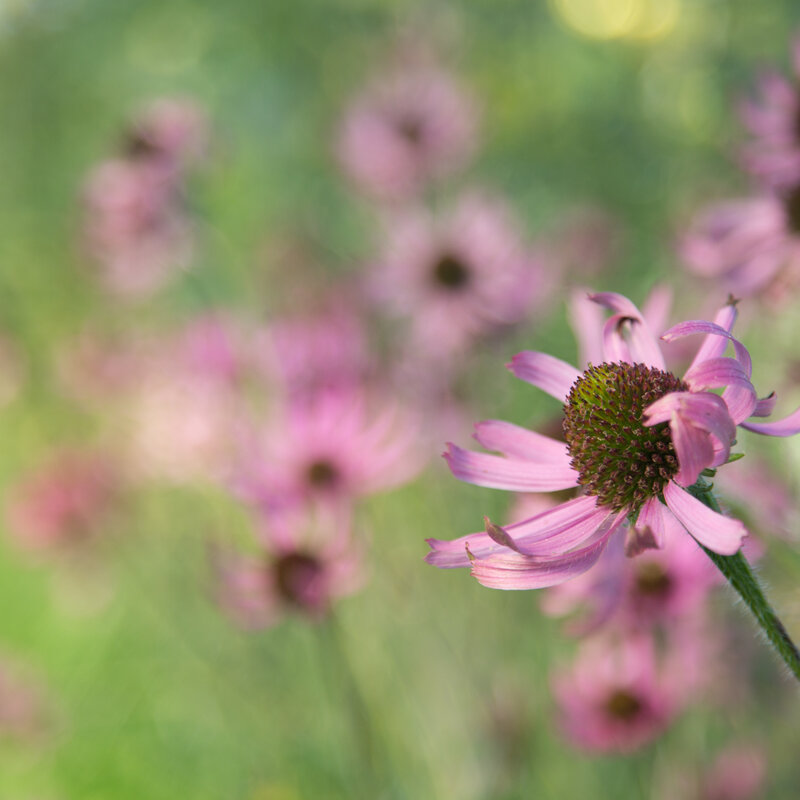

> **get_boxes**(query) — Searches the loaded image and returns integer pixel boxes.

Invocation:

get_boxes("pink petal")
[568,289,605,367]
[645,392,735,485]
[626,497,667,556]
[741,404,800,436]
[687,302,738,371]
[444,443,579,492]
[425,496,603,567]
[469,515,625,590]
[663,483,747,555]
[473,420,570,466]
[683,356,757,423]
[751,392,777,417]
[507,351,580,403]
[664,320,752,378]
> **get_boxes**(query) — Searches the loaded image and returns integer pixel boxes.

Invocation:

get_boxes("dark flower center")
[432,254,471,290]
[563,362,686,513]
[274,550,325,607]
[783,184,800,234]
[605,689,643,721]
[396,115,423,144]
[634,561,673,597]
[306,459,339,489]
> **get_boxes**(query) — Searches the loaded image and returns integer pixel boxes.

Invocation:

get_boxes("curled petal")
[645,392,735,485]
[751,392,777,418]
[507,352,580,403]
[663,483,747,555]
[591,292,666,368]
[741,404,800,436]
[682,356,757,423]
[687,301,738,370]
[469,514,626,590]
[473,420,570,465]
[425,496,604,568]
[664,320,752,378]
[444,443,579,492]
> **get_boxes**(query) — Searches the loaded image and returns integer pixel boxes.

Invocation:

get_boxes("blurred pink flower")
[82,157,193,297]
[739,39,800,189]
[234,387,424,518]
[5,450,120,552]
[213,510,363,627]
[428,293,800,589]
[679,193,800,303]
[370,193,552,356]
[553,633,683,753]
[124,97,208,173]
[337,62,478,200]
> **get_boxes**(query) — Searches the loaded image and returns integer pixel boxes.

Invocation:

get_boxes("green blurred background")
[0,0,799,797]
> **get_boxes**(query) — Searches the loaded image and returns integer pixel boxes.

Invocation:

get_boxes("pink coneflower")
[82,157,193,297]
[680,193,800,303]
[5,450,120,553]
[739,39,800,189]
[234,387,423,518]
[370,192,551,356]
[427,293,800,589]
[337,61,478,200]
[213,510,362,627]
[553,633,682,753]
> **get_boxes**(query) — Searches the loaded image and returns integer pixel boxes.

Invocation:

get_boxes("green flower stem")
[688,480,800,683]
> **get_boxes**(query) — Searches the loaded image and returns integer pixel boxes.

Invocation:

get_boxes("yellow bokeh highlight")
[550,0,681,42]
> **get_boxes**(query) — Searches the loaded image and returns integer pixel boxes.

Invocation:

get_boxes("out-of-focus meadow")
[1,0,800,797]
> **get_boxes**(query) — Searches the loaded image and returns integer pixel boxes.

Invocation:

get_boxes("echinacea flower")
[553,633,683,753]
[427,293,800,590]
[739,38,800,189]
[337,61,478,200]
[369,192,551,357]
[213,509,362,627]
[680,192,800,303]
[234,387,423,519]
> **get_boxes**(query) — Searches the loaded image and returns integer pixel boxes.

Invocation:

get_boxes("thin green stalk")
[688,480,800,683]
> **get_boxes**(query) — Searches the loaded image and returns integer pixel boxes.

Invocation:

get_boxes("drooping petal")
[682,356,757,424]
[444,443,579,492]
[627,497,668,556]
[469,514,626,590]
[507,351,580,402]
[473,420,570,466]
[671,417,716,486]
[663,483,747,555]
[644,392,735,485]
[741,404,800,436]
[425,496,604,567]
[590,292,666,368]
